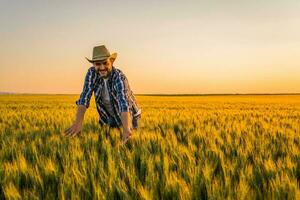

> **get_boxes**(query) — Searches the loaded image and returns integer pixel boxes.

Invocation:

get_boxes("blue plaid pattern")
[76,66,141,128]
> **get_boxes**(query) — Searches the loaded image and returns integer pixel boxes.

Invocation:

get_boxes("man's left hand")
[122,128,132,144]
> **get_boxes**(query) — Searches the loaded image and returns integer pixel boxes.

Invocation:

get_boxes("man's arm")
[64,105,87,137]
[65,67,94,137]
[75,67,95,108]
[121,111,132,137]
[115,73,133,142]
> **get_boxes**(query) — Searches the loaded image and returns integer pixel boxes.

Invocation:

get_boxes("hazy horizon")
[1,0,300,94]
[1,91,300,96]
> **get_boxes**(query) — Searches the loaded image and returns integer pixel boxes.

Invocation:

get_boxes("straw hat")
[85,45,117,63]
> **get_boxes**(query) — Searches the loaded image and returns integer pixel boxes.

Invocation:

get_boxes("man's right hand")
[64,122,83,137]
[64,105,87,137]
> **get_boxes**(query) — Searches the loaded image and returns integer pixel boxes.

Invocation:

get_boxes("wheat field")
[0,94,300,199]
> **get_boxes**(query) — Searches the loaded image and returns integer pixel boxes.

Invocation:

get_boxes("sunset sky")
[0,0,299,94]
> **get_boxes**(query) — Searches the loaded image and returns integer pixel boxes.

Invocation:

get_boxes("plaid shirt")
[76,66,141,127]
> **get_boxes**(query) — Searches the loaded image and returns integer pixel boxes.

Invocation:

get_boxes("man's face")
[93,58,113,78]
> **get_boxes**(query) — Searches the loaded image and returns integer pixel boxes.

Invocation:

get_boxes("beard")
[97,68,112,78]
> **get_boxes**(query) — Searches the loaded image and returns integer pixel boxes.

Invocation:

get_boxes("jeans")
[100,114,141,129]
[132,115,141,129]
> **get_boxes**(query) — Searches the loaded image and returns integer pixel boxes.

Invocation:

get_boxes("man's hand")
[64,105,86,137]
[122,128,132,144]
[64,122,83,137]
[120,112,132,144]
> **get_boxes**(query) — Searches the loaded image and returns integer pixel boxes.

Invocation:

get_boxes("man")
[64,45,141,144]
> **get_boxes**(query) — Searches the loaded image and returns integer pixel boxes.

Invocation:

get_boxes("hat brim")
[86,52,117,63]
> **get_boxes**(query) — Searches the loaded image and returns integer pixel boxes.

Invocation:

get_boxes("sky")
[0,0,299,94]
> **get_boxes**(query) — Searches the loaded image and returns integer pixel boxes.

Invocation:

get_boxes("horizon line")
[1,92,300,96]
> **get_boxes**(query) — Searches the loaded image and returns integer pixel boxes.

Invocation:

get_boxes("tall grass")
[0,94,300,199]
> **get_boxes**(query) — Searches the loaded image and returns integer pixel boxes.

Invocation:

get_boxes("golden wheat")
[0,94,300,199]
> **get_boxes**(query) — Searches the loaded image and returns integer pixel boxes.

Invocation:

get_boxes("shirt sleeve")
[115,73,130,112]
[76,68,95,108]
